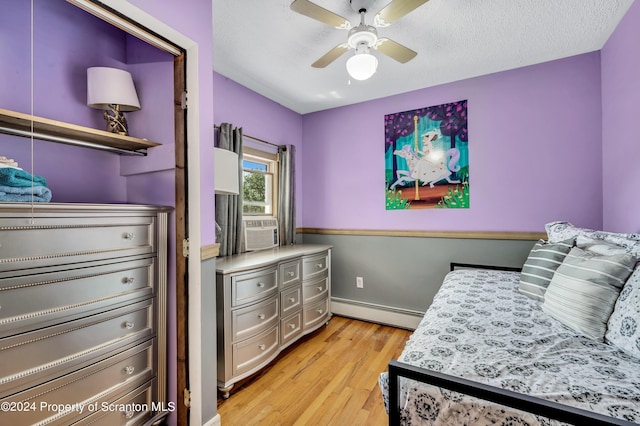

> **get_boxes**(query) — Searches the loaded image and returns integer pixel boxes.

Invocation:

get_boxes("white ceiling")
[212,0,634,115]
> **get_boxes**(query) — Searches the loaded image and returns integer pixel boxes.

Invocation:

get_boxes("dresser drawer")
[0,216,157,272]
[280,284,301,317]
[302,252,329,281]
[280,311,302,346]
[0,341,154,425]
[76,381,157,426]
[231,266,278,307]
[0,257,155,338]
[303,298,330,331]
[232,297,279,342]
[233,325,279,377]
[302,275,329,305]
[279,259,301,289]
[0,299,154,396]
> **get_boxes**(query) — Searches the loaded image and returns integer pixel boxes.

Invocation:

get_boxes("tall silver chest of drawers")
[0,203,171,425]
[215,244,331,398]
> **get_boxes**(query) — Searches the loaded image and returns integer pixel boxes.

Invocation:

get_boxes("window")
[242,147,278,215]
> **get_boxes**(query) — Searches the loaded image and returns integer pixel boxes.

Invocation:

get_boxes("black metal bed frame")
[449,262,523,272]
[388,361,637,425]
[387,263,638,426]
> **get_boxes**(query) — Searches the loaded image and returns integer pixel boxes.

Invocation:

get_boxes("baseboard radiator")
[331,297,423,330]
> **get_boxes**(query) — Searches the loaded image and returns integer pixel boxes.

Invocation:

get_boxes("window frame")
[242,146,279,217]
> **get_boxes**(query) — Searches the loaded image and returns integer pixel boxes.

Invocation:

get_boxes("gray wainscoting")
[301,233,537,329]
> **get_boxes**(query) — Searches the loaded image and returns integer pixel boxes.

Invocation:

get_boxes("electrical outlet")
[356,276,364,288]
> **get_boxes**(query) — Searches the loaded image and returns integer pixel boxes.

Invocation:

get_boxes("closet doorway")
[54,1,191,425]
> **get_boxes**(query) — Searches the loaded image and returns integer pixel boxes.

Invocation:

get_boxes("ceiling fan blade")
[290,0,351,29]
[374,0,430,27]
[311,44,350,68]
[375,38,417,63]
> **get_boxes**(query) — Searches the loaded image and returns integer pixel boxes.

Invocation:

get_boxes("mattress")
[379,268,640,425]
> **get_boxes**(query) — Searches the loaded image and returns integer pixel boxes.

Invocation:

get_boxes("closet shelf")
[0,108,161,155]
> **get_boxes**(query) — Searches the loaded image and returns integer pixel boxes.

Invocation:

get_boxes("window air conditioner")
[243,217,279,251]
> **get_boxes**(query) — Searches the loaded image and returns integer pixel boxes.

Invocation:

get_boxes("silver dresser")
[215,244,331,398]
[0,203,171,425]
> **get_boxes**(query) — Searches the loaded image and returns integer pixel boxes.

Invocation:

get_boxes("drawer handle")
[124,411,135,420]
[289,323,296,329]
[317,309,324,314]
[122,277,135,285]
[258,344,266,351]
[316,263,323,268]
[257,313,265,320]
[288,297,295,303]
[122,232,135,240]
[124,321,135,330]
[288,271,295,277]
[257,282,265,288]
[317,286,323,291]
[124,366,135,375]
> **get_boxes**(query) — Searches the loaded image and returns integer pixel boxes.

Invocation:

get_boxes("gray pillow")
[519,238,574,301]
[542,247,638,341]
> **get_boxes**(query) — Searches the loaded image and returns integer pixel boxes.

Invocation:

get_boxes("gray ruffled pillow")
[605,266,640,359]
[545,221,640,257]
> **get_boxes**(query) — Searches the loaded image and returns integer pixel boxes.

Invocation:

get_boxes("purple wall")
[129,0,216,245]
[301,53,604,233]
[1,0,126,124]
[0,1,30,113]
[213,72,304,225]
[32,0,128,128]
[120,36,176,188]
[601,0,640,233]
[1,0,128,203]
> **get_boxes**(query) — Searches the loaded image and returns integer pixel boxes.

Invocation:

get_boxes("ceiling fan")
[290,0,430,80]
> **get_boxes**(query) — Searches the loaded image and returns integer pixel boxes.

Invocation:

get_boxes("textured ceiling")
[213,0,634,115]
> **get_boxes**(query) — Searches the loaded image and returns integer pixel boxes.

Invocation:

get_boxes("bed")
[379,222,640,425]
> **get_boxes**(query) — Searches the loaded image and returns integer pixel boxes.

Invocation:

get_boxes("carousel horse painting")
[390,131,461,190]
[384,99,469,209]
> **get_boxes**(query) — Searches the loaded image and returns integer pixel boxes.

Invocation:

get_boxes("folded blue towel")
[0,168,47,188]
[0,184,52,202]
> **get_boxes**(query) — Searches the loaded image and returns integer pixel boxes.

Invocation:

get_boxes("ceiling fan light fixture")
[346,51,378,81]
[347,25,378,49]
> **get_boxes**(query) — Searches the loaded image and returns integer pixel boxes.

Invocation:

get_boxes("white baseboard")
[331,297,423,330]
[203,413,221,426]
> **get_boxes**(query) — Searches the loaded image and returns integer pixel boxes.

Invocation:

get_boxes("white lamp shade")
[214,148,240,195]
[87,67,141,111]
[346,53,378,81]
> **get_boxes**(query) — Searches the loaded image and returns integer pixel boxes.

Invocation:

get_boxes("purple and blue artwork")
[385,100,469,209]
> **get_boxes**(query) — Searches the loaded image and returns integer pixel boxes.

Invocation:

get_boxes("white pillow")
[576,235,629,256]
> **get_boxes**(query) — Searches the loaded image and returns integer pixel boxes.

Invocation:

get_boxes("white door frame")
[80,0,204,423]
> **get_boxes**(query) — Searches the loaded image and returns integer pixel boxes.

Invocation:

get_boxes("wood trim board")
[201,244,221,260]
[298,227,546,241]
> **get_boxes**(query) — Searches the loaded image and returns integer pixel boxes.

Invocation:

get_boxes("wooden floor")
[216,316,412,426]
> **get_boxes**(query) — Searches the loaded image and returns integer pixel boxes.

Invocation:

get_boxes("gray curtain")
[215,123,244,256]
[278,144,296,245]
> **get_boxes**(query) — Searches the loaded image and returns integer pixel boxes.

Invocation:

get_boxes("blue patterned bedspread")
[379,268,640,425]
